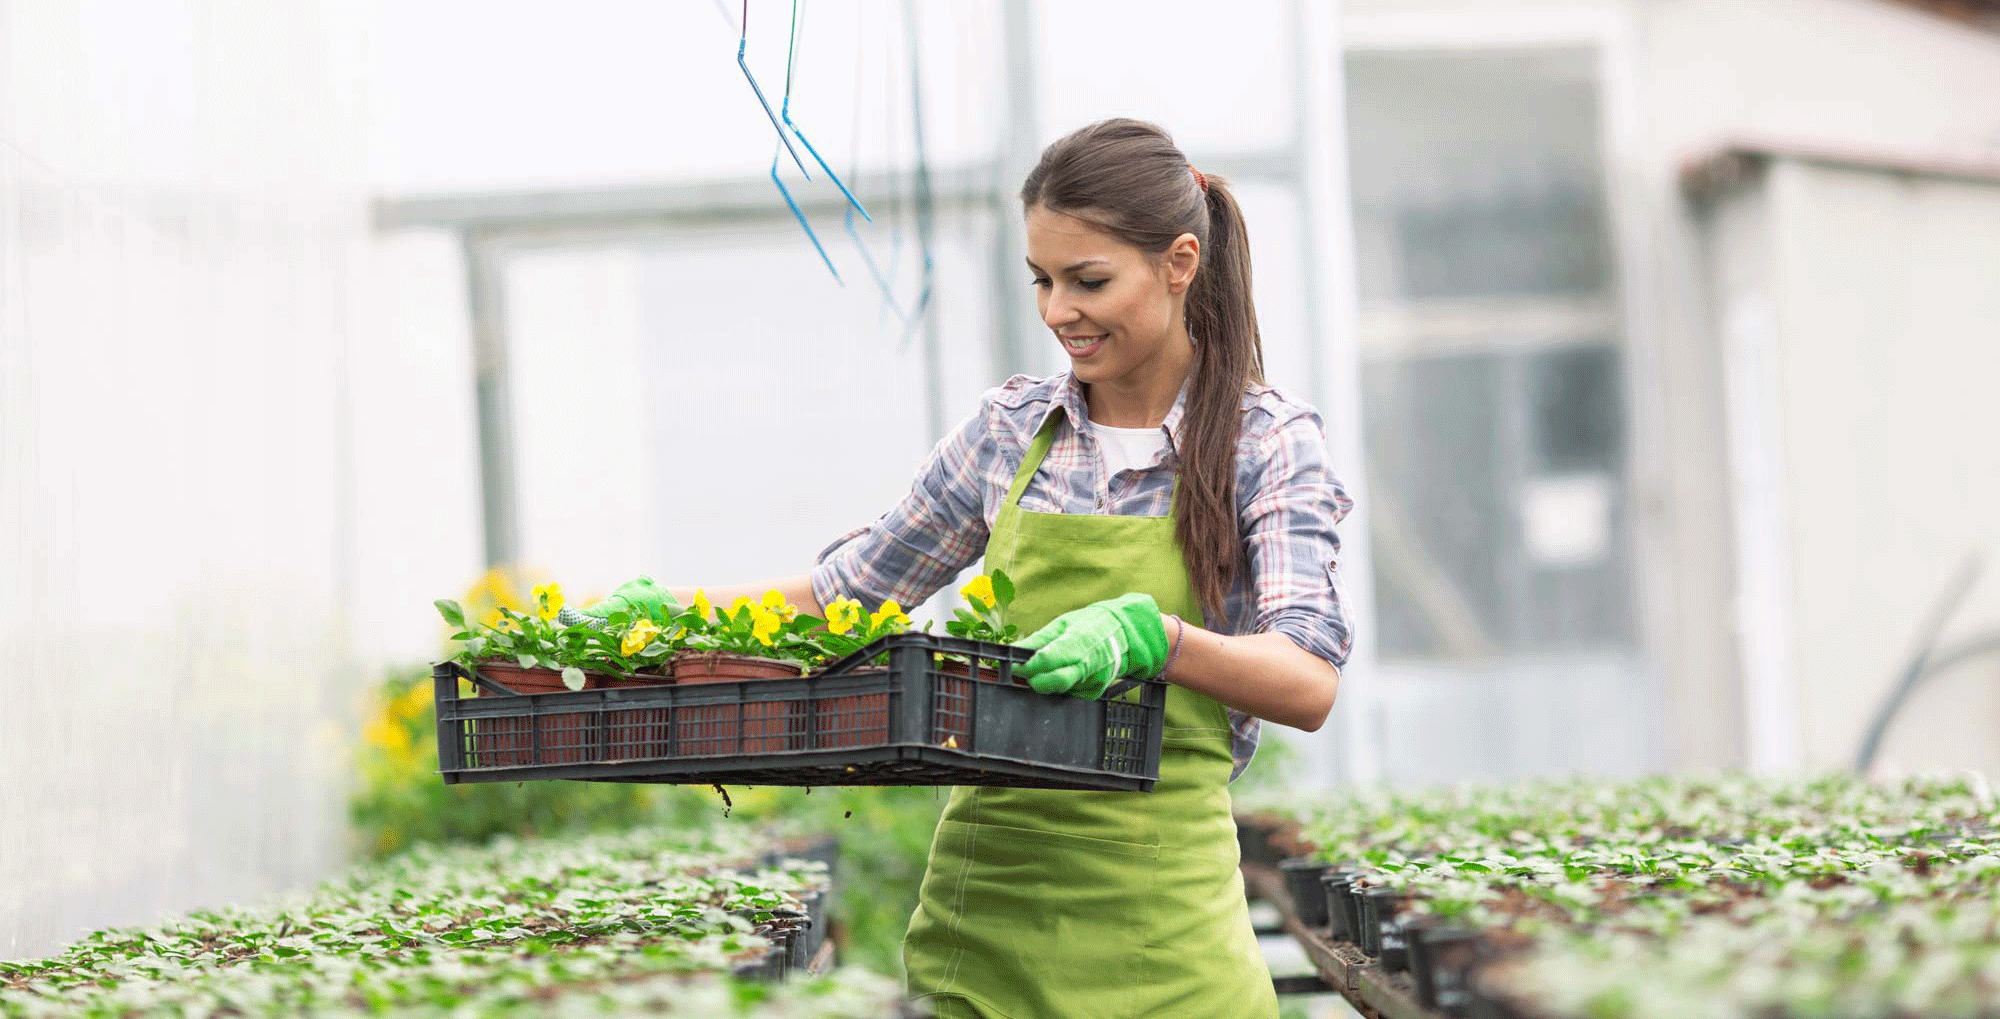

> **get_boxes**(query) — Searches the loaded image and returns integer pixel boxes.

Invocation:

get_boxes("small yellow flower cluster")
[960,575,996,611]
[620,618,662,656]
[870,600,910,631]
[717,592,796,647]
[762,590,798,621]
[460,566,547,627]
[825,599,864,635]
[823,597,909,639]
[531,582,564,621]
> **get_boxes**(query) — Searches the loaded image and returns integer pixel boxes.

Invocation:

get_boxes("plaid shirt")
[810,372,1354,781]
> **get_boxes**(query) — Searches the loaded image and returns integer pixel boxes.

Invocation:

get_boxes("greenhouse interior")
[6,0,2000,1016]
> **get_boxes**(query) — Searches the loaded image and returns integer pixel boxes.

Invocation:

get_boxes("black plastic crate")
[433,633,1167,792]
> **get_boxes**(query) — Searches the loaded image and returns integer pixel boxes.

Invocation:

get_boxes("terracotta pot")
[672,652,808,755]
[812,667,891,749]
[471,661,596,767]
[470,662,676,766]
[595,671,676,762]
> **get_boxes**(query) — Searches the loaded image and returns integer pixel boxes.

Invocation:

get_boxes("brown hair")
[1020,118,1265,619]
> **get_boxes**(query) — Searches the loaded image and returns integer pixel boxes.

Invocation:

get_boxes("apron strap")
[1004,406,1186,512]
[1003,411,1065,511]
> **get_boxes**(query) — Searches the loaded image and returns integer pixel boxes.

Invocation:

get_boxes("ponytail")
[1177,175,1262,617]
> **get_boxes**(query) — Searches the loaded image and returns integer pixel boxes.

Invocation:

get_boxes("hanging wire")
[772,148,841,283]
[779,0,869,221]
[737,0,810,177]
[843,1,907,324]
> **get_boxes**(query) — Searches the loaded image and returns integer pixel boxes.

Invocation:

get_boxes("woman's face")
[1024,205,1196,388]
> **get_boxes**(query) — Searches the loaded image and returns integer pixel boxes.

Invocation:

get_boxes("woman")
[602,119,1351,1017]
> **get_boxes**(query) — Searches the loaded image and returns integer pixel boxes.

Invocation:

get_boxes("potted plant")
[939,570,1020,682]
[673,590,818,754]
[434,584,677,765]
[804,596,913,749]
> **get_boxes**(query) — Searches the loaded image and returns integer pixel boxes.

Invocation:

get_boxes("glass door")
[1343,44,1656,783]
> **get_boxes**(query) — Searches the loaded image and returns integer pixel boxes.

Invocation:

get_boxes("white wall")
[1756,160,2000,776]
[1636,0,2000,772]
[0,2,371,959]
[1342,0,2000,772]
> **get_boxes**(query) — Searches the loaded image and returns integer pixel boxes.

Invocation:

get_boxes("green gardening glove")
[1015,593,1170,700]
[555,576,674,628]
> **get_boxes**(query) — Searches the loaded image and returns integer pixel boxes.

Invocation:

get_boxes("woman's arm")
[659,399,1000,623]
[1209,402,1355,732]
[1160,622,1338,732]
[664,576,823,618]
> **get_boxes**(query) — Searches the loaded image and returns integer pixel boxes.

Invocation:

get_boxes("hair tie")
[1189,165,1209,194]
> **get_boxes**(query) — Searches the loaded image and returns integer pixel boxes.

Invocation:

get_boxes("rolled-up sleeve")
[811,403,993,611]
[1240,409,1354,668]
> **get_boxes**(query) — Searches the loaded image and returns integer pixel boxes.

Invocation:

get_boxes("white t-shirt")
[1088,421,1170,478]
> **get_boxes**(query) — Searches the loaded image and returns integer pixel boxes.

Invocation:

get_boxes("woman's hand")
[1015,593,1171,699]
[1015,593,1339,731]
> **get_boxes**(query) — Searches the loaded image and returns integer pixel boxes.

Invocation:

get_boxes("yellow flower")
[751,606,781,647]
[692,589,712,622]
[960,575,996,611]
[761,589,798,622]
[826,599,861,635]
[364,714,409,755]
[730,595,756,623]
[466,566,532,626]
[621,619,662,656]
[395,681,433,722]
[532,582,563,621]
[870,600,910,632]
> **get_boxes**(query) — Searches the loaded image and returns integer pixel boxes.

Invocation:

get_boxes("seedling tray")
[432,633,1167,791]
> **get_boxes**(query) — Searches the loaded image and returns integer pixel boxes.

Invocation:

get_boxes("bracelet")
[1158,615,1186,680]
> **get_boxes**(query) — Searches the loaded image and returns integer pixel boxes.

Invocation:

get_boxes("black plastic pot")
[1464,984,1528,1019]
[1278,858,1333,928]
[1406,921,1483,1013]
[731,937,788,982]
[770,911,813,971]
[1332,875,1367,945]
[798,890,827,966]
[1236,820,1269,867]
[1320,869,1362,941]
[1357,887,1409,957]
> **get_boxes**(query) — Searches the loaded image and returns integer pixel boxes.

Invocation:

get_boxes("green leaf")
[561,667,586,691]
[515,653,536,669]
[991,569,1015,607]
[434,600,466,629]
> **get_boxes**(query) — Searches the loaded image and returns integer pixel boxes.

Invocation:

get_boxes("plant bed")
[434,633,1168,792]
[1239,773,2000,1019]
[0,827,898,1017]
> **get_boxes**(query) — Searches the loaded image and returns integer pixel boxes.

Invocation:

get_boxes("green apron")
[903,414,1277,1019]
